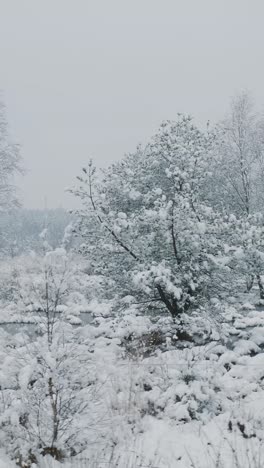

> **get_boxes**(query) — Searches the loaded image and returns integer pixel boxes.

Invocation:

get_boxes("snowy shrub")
[0,323,103,466]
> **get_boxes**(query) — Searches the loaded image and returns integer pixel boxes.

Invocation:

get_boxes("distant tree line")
[0,208,75,256]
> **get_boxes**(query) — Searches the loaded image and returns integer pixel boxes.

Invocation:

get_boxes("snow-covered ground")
[1,255,264,467]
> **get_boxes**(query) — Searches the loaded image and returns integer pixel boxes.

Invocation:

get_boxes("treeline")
[0,208,74,256]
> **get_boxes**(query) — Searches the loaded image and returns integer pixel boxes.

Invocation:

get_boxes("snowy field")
[1,253,264,468]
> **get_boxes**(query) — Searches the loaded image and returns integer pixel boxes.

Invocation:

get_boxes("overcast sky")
[0,0,264,209]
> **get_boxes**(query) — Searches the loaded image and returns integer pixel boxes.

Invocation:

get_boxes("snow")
[128,188,141,200]
[2,253,264,467]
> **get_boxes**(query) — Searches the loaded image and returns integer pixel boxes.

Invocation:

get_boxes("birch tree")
[212,92,264,216]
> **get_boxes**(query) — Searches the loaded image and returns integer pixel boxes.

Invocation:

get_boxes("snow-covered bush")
[0,323,101,466]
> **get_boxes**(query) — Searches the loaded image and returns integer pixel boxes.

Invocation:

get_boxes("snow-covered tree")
[227,213,264,298]
[0,248,100,466]
[210,92,264,216]
[0,101,22,211]
[73,116,229,319]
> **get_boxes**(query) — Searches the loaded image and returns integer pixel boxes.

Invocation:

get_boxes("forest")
[1,92,264,467]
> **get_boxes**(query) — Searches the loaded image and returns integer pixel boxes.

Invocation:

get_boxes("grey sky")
[0,0,264,209]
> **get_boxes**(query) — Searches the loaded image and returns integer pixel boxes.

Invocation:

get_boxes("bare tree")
[0,250,100,466]
[0,100,23,211]
[212,92,264,216]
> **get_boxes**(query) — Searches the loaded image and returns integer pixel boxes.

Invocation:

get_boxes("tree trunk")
[246,274,254,293]
[257,274,264,299]
[48,377,59,447]
[156,284,184,318]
